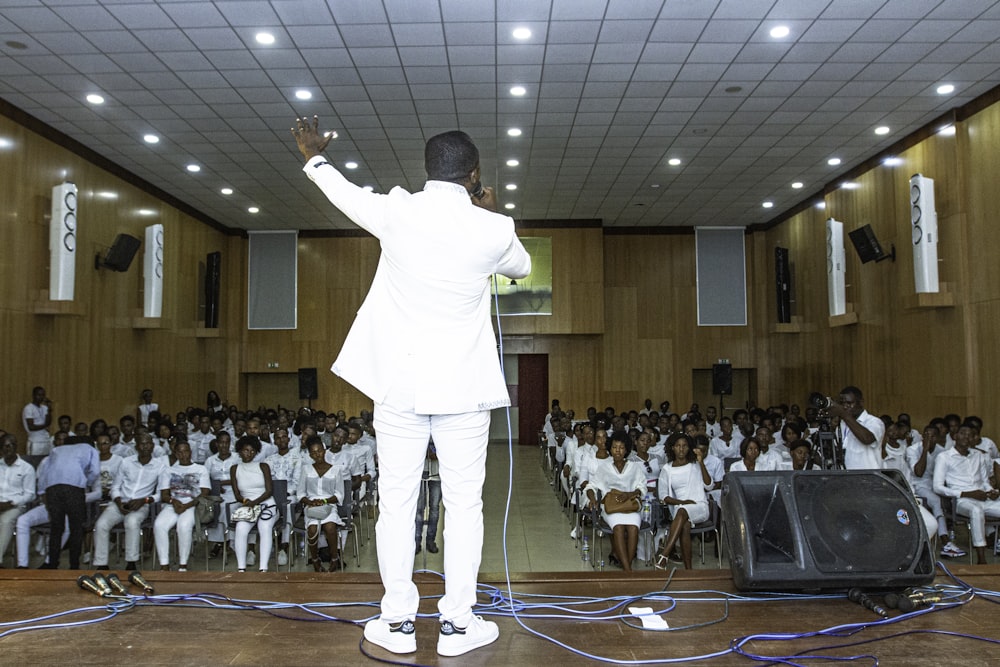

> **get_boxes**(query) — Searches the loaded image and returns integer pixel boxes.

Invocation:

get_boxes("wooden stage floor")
[2,565,1000,665]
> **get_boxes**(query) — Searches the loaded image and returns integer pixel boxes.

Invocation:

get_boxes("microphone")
[892,589,949,612]
[91,573,114,597]
[128,571,155,595]
[105,573,130,596]
[77,575,104,597]
[847,587,889,618]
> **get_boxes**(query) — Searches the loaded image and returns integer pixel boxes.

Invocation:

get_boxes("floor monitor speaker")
[722,470,935,591]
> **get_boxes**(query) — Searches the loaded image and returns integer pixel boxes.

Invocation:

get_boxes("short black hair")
[424,130,479,182]
[236,435,261,454]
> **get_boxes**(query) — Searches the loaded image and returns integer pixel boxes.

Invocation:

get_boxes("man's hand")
[470,185,498,212]
[291,115,336,162]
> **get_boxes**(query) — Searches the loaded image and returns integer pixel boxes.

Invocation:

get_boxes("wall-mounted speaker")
[722,471,935,591]
[775,247,791,323]
[712,363,733,395]
[910,173,939,294]
[205,251,221,328]
[143,224,164,318]
[298,367,318,401]
[848,224,894,264]
[97,234,141,272]
[49,182,78,300]
[826,218,846,316]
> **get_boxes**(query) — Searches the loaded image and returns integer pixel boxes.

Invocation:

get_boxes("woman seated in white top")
[728,437,762,473]
[230,436,276,573]
[655,434,712,570]
[585,431,645,572]
[300,436,346,572]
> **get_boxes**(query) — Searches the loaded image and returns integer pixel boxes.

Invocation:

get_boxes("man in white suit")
[293,116,531,658]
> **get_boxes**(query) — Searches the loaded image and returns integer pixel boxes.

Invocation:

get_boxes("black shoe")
[38,563,58,570]
[95,565,110,571]
[415,542,422,555]
[426,541,439,554]
[125,561,138,571]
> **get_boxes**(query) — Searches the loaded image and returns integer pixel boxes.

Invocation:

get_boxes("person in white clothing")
[93,434,165,570]
[0,434,36,564]
[585,431,646,572]
[300,437,345,572]
[230,436,277,573]
[709,417,742,462]
[265,427,301,565]
[933,424,1000,564]
[294,118,530,658]
[656,435,712,570]
[827,386,884,470]
[728,437,762,473]
[154,442,209,571]
[22,386,52,466]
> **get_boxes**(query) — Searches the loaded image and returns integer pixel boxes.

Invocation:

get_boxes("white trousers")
[94,503,150,565]
[233,505,278,570]
[154,506,196,566]
[15,506,67,567]
[956,497,1000,547]
[374,394,490,627]
[0,506,26,563]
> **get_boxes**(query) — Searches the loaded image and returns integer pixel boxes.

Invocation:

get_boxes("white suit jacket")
[304,156,531,414]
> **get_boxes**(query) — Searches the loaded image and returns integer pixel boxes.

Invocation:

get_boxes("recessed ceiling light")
[667,158,681,166]
[510,86,526,96]
[143,133,159,144]
[507,128,522,137]
[762,201,774,209]
[874,126,890,135]
[137,209,156,216]
[505,184,517,191]
[827,157,841,166]
[512,27,531,40]
[295,89,313,100]
[882,157,903,167]
[363,185,374,192]
[815,201,826,210]
[936,84,955,95]
[651,184,660,188]
[248,206,260,214]
[186,164,201,173]
[769,25,790,39]
[938,124,956,136]
[86,93,105,105]
[345,161,358,169]
[4,40,28,50]
[504,202,515,210]
[220,187,233,195]
[506,159,519,167]
[255,32,275,45]
[791,182,803,189]
[724,86,743,94]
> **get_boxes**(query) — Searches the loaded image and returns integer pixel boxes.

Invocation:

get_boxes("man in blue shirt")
[38,434,99,569]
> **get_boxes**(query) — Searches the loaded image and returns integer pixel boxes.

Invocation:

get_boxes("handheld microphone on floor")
[90,573,114,597]
[128,571,155,595]
[847,587,889,618]
[105,573,130,596]
[77,575,104,597]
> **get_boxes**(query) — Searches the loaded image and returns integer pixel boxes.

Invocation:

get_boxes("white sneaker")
[277,550,288,566]
[569,526,578,540]
[941,541,967,558]
[437,615,499,657]
[247,550,256,566]
[364,618,416,654]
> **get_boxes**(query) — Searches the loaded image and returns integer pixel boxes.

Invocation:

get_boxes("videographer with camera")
[823,386,885,470]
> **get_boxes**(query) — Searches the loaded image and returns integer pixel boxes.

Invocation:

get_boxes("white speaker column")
[826,218,846,317]
[910,173,939,294]
[143,223,164,317]
[49,182,78,300]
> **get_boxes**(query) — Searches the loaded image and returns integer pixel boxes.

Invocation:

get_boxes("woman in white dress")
[586,431,645,572]
[655,435,712,570]
[230,436,276,572]
[299,436,346,572]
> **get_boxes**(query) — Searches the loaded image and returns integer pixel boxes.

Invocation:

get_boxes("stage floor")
[2,565,1000,666]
